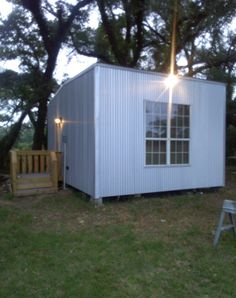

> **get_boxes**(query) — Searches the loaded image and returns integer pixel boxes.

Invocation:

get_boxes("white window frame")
[145,101,168,165]
[169,103,190,165]
[145,100,190,166]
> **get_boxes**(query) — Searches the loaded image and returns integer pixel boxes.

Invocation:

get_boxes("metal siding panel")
[48,68,96,197]
[94,66,100,198]
[98,65,225,197]
[206,86,225,186]
[98,68,136,197]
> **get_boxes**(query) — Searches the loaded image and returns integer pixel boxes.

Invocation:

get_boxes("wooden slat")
[50,151,58,189]
[16,156,20,175]
[27,155,32,174]
[14,187,57,197]
[17,150,49,156]
[34,155,39,173]
[46,155,50,172]
[17,181,53,190]
[56,152,62,181]
[22,155,27,174]
[40,155,45,173]
[17,176,51,184]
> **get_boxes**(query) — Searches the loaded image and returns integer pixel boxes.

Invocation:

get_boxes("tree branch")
[96,0,124,65]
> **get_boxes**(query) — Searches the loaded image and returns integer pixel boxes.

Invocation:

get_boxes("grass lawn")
[0,168,236,297]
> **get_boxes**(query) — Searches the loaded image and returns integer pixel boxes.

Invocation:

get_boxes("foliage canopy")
[0,0,236,168]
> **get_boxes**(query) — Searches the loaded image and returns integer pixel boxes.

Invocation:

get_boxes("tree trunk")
[32,98,48,150]
[0,110,28,169]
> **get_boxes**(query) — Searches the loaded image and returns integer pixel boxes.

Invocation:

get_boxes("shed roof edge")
[49,62,226,105]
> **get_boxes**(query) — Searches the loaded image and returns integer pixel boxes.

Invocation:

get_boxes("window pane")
[183,153,189,164]
[172,104,178,115]
[184,128,189,138]
[176,153,182,164]
[160,117,167,127]
[150,127,165,138]
[153,141,159,153]
[183,141,189,152]
[176,127,183,138]
[146,101,153,113]
[153,102,160,113]
[183,116,189,127]
[153,114,161,127]
[160,153,166,164]
[177,141,182,152]
[146,128,152,138]
[184,105,190,116]
[160,141,166,152]
[146,153,152,165]
[153,154,159,164]
[171,127,176,138]
[161,103,167,115]
[171,141,176,152]
[146,114,153,126]
[146,140,152,152]
[152,128,161,138]
[171,153,176,164]
[160,127,167,138]
[177,105,182,115]
[177,116,183,127]
[171,116,177,126]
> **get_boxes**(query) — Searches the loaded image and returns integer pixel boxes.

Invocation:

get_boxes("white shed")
[48,63,226,202]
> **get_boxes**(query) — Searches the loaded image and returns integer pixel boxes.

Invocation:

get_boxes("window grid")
[170,140,189,164]
[171,104,190,139]
[145,101,190,166]
[145,101,167,165]
[170,104,190,165]
[146,140,167,165]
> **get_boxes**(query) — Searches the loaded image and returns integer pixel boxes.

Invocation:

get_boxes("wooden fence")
[10,150,61,196]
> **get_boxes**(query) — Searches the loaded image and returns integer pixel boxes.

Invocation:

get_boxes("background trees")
[0,0,93,167]
[0,0,236,169]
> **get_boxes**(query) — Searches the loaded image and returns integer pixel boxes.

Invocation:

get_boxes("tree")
[0,0,94,154]
[72,0,148,67]
[144,0,236,73]
[0,70,35,167]
[72,0,236,75]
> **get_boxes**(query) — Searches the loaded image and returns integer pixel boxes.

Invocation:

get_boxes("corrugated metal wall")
[48,68,96,197]
[97,64,225,197]
[48,63,225,199]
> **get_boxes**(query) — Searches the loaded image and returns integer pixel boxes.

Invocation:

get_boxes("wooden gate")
[10,150,60,196]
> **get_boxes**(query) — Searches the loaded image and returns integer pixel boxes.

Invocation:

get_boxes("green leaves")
[0,0,236,153]
[0,7,46,70]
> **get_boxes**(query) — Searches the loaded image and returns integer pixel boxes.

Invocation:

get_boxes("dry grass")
[0,167,236,297]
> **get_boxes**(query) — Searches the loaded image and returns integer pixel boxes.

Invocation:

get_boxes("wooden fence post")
[50,151,58,190]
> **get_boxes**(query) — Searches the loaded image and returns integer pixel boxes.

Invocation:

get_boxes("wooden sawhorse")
[213,200,236,246]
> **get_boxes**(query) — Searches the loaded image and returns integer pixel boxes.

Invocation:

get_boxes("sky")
[0,0,97,82]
